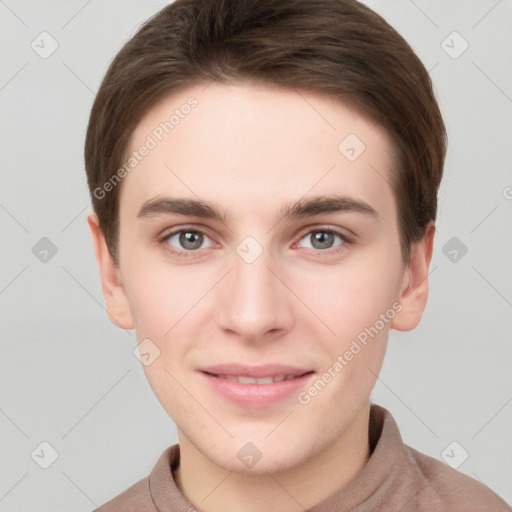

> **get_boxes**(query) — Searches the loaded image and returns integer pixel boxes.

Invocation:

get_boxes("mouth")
[198,365,316,408]
[204,372,313,384]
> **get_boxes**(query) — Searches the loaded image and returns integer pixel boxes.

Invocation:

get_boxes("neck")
[174,404,371,512]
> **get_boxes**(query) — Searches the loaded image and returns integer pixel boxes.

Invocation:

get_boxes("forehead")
[120,81,397,220]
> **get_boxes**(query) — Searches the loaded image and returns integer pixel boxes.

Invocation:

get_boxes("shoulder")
[90,445,180,512]
[404,445,511,511]
[369,405,511,511]
[92,477,155,512]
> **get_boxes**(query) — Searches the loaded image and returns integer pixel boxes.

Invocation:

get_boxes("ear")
[391,222,435,331]
[87,211,134,330]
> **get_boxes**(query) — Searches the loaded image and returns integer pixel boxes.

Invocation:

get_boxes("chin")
[205,438,312,476]
[229,455,299,476]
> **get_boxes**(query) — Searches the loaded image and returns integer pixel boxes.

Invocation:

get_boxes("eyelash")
[158,226,353,258]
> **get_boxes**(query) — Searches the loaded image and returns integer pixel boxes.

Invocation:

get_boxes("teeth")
[239,376,263,384]
[216,374,302,384]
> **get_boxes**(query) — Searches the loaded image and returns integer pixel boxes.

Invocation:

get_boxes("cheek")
[141,357,200,427]
[302,257,403,341]
[296,266,396,411]
[122,255,208,336]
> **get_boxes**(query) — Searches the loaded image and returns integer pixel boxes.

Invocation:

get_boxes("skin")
[88,81,434,512]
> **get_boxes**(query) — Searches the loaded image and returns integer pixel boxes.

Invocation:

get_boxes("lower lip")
[199,371,315,408]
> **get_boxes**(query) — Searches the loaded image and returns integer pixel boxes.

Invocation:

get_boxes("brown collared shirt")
[93,405,511,511]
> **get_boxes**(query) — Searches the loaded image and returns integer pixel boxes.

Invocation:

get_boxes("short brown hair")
[85,0,447,263]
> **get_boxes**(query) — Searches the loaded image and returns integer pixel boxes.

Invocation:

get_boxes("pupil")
[180,231,203,250]
[312,231,333,249]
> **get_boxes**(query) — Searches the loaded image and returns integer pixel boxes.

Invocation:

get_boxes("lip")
[199,363,312,378]
[198,364,315,408]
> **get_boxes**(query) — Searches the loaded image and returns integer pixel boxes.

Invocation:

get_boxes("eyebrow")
[277,195,377,221]
[136,194,378,224]
[137,197,228,223]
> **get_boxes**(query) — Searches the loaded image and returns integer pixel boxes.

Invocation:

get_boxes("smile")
[200,370,315,408]
[212,373,306,384]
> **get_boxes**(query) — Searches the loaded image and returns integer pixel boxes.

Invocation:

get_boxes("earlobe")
[87,211,135,330]
[391,223,435,332]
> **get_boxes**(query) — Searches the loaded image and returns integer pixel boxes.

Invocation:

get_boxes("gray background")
[1,0,511,510]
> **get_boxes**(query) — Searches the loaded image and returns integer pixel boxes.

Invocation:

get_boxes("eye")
[164,229,214,253]
[297,229,347,251]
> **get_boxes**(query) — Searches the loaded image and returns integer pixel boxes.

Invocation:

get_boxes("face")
[90,81,431,475]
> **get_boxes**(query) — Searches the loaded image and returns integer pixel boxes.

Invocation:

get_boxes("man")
[85,0,511,510]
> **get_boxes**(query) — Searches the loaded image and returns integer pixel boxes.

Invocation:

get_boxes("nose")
[216,246,294,343]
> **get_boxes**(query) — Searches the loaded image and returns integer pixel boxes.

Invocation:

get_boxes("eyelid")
[159,224,218,255]
[160,223,215,240]
[293,224,354,244]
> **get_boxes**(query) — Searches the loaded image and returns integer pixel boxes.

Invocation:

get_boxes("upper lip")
[199,364,313,378]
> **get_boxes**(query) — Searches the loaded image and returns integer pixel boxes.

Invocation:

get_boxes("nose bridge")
[217,241,292,340]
